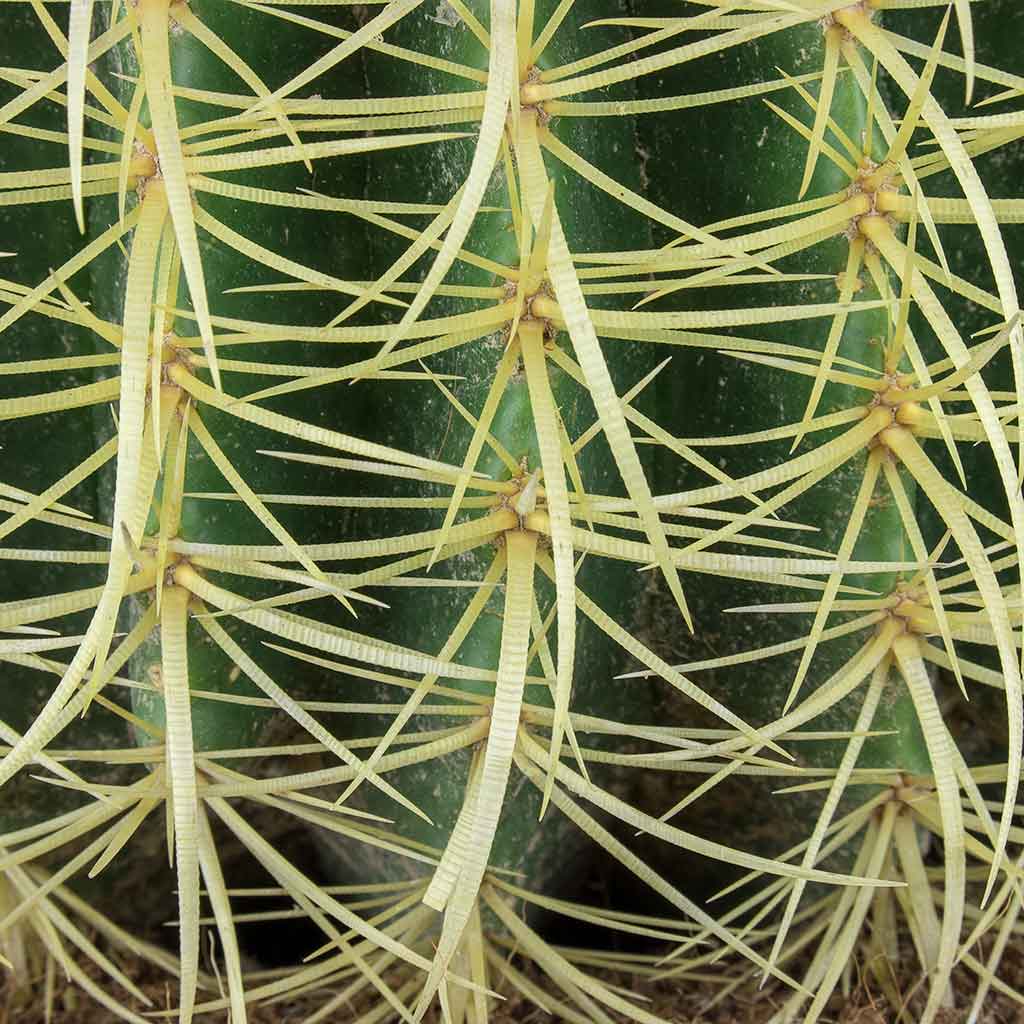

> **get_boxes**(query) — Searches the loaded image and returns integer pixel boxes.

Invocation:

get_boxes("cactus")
[635,5,1024,1021]
[1,1,1023,1022]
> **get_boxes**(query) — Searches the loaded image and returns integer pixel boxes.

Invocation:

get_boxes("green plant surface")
[0,7,221,1015]
[0,1,1023,1023]
[639,7,929,817]
[630,3,1024,1020]
[890,0,1024,764]
[303,0,666,899]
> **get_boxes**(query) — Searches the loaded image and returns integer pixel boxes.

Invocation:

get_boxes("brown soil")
[5,933,1024,1024]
